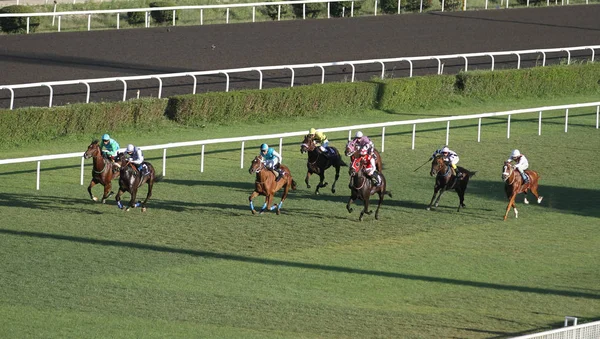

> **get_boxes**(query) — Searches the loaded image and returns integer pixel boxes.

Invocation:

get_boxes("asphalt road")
[1,5,599,109]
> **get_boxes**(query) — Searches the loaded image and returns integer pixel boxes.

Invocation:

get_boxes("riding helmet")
[511,149,521,158]
[102,134,110,141]
[260,143,268,151]
[355,131,363,139]
[126,144,135,153]
[309,128,316,135]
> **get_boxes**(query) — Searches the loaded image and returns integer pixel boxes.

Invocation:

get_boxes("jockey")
[125,144,149,176]
[432,146,461,177]
[100,134,120,161]
[352,131,375,156]
[361,148,381,187]
[309,128,329,153]
[507,149,529,183]
[260,143,284,182]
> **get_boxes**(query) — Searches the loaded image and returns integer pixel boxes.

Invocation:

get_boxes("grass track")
[0,95,599,338]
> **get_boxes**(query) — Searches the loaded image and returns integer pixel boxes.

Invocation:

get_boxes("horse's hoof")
[538,196,543,204]
[251,210,256,215]
[426,207,431,211]
[306,185,311,189]
[92,197,98,202]
[332,188,336,194]
[276,208,281,215]
[524,198,530,205]
[126,207,131,212]
[142,207,147,212]
[347,208,353,213]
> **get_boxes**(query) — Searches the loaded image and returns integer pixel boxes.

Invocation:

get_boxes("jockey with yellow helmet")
[309,128,329,153]
[100,133,120,160]
[431,146,461,177]
[260,143,284,182]
[507,149,529,183]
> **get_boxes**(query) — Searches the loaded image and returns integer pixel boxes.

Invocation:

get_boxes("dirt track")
[1,5,599,108]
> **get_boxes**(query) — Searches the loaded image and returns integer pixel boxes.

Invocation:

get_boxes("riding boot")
[275,168,284,182]
[369,173,380,187]
[521,172,529,183]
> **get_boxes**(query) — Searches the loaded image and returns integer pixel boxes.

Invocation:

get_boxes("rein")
[91,151,107,174]
[350,173,366,190]
[502,165,516,185]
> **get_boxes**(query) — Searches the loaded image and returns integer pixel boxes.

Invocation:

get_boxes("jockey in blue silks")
[260,143,284,182]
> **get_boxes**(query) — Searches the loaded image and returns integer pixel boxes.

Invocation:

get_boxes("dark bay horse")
[346,156,392,221]
[427,154,476,212]
[344,139,383,172]
[113,153,160,212]
[248,155,297,215]
[83,140,120,203]
[502,161,543,220]
[300,134,347,195]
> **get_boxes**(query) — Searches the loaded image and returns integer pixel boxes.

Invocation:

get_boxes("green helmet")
[260,144,268,151]
[102,134,110,141]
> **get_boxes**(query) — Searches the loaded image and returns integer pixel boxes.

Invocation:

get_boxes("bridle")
[502,163,516,185]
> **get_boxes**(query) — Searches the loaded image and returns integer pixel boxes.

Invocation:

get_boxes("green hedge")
[0,5,40,34]
[375,74,459,111]
[0,98,167,144]
[165,82,379,126]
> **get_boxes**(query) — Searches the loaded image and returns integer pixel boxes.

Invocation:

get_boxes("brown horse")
[300,134,347,195]
[248,155,297,215]
[344,139,383,172]
[113,152,160,212]
[502,161,543,220]
[83,140,120,203]
[346,156,392,221]
[427,154,476,212]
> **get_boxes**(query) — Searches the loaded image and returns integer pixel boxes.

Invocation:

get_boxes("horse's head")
[430,154,445,177]
[300,134,315,154]
[345,140,358,157]
[349,156,365,177]
[249,155,265,174]
[83,140,100,159]
[502,161,513,182]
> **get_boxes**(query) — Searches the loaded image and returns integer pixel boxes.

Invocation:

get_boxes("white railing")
[1,101,598,190]
[0,0,364,34]
[1,45,597,110]
[511,319,600,339]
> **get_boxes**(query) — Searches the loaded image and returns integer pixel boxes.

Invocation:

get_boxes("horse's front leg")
[260,194,273,214]
[315,172,328,195]
[126,188,138,211]
[359,196,371,221]
[331,167,340,194]
[346,191,358,214]
[249,191,260,215]
[427,187,440,210]
[503,193,518,220]
[305,170,312,189]
[88,179,99,201]
[101,181,113,204]
[115,188,125,209]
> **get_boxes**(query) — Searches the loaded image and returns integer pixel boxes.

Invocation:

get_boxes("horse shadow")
[466,179,600,218]
[164,178,254,191]
[0,192,103,214]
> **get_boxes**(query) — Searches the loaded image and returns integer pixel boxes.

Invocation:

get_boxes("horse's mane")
[92,139,99,145]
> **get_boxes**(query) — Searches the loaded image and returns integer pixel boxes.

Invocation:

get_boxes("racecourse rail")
[1,101,599,190]
[0,45,598,110]
[510,318,600,339]
[1,0,594,34]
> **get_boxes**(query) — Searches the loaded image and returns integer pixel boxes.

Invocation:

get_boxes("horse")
[502,161,543,220]
[83,140,120,203]
[113,152,160,212]
[248,155,297,215]
[300,134,347,195]
[344,139,383,172]
[427,154,476,212]
[346,156,392,221]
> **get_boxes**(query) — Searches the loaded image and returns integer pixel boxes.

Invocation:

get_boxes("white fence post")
[507,115,511,139]
[564,108,569,132]
[241,141,245,169]
[381,127,385,153]
[200,145,205,173]
[36,161,41,190]
[80,157,85,185]
[162,148,167,176]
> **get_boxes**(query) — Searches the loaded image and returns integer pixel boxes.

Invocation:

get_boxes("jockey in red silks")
[360,147,380,187]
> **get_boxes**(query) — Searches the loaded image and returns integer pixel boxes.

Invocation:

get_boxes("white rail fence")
[1,101,598,190]
[510,318,600,339]
[1,45,597,110]
[0,0,364,34]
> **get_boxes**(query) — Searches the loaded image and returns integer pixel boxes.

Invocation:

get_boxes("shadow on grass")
[1,227,600,301]
[0,193,104,214]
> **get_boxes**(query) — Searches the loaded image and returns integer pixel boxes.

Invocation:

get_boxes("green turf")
[0,94,599,338]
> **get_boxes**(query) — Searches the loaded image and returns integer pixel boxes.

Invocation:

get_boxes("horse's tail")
[339,159,348,167]
[468,171,477,178]
[154,174,164,183]
[291,179,298,190]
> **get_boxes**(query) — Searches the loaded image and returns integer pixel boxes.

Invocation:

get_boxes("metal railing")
[1,45,597,110]
[1,101,598,190]
[510,319,600,339]
[0,0,363,34]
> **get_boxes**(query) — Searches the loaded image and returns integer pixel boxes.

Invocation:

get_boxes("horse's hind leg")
[140,181,153,212]
[275,183,291,215]
[375,191,385,220]
[529,181,543,204]
[457,189,466,212]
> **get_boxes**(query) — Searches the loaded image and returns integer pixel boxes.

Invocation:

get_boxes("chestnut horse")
[346,156,392,221]
[248,155,297,215]
[502,161,543,220]
[344,139,383,172]
[300,134,347,195]
[83,140,120,203]
[427,154,476,212]
[113,152,160,212]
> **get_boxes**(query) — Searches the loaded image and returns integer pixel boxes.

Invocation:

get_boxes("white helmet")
[126,144,135,153]
[441,146,450,153]
[355,131,363,139]
[511,149,521,158]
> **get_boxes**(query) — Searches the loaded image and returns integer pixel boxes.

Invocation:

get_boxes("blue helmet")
[260,143,269,151]
[102,134,110,141]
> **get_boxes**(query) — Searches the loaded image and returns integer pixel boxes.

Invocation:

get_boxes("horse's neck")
[92,153,107,170]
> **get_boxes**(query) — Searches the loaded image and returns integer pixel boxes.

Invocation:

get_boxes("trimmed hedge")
[149,2,177,24]
[0,98,167,144]
[376,74,459,111]
[165,82,379,126]
[0,5,40,34]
